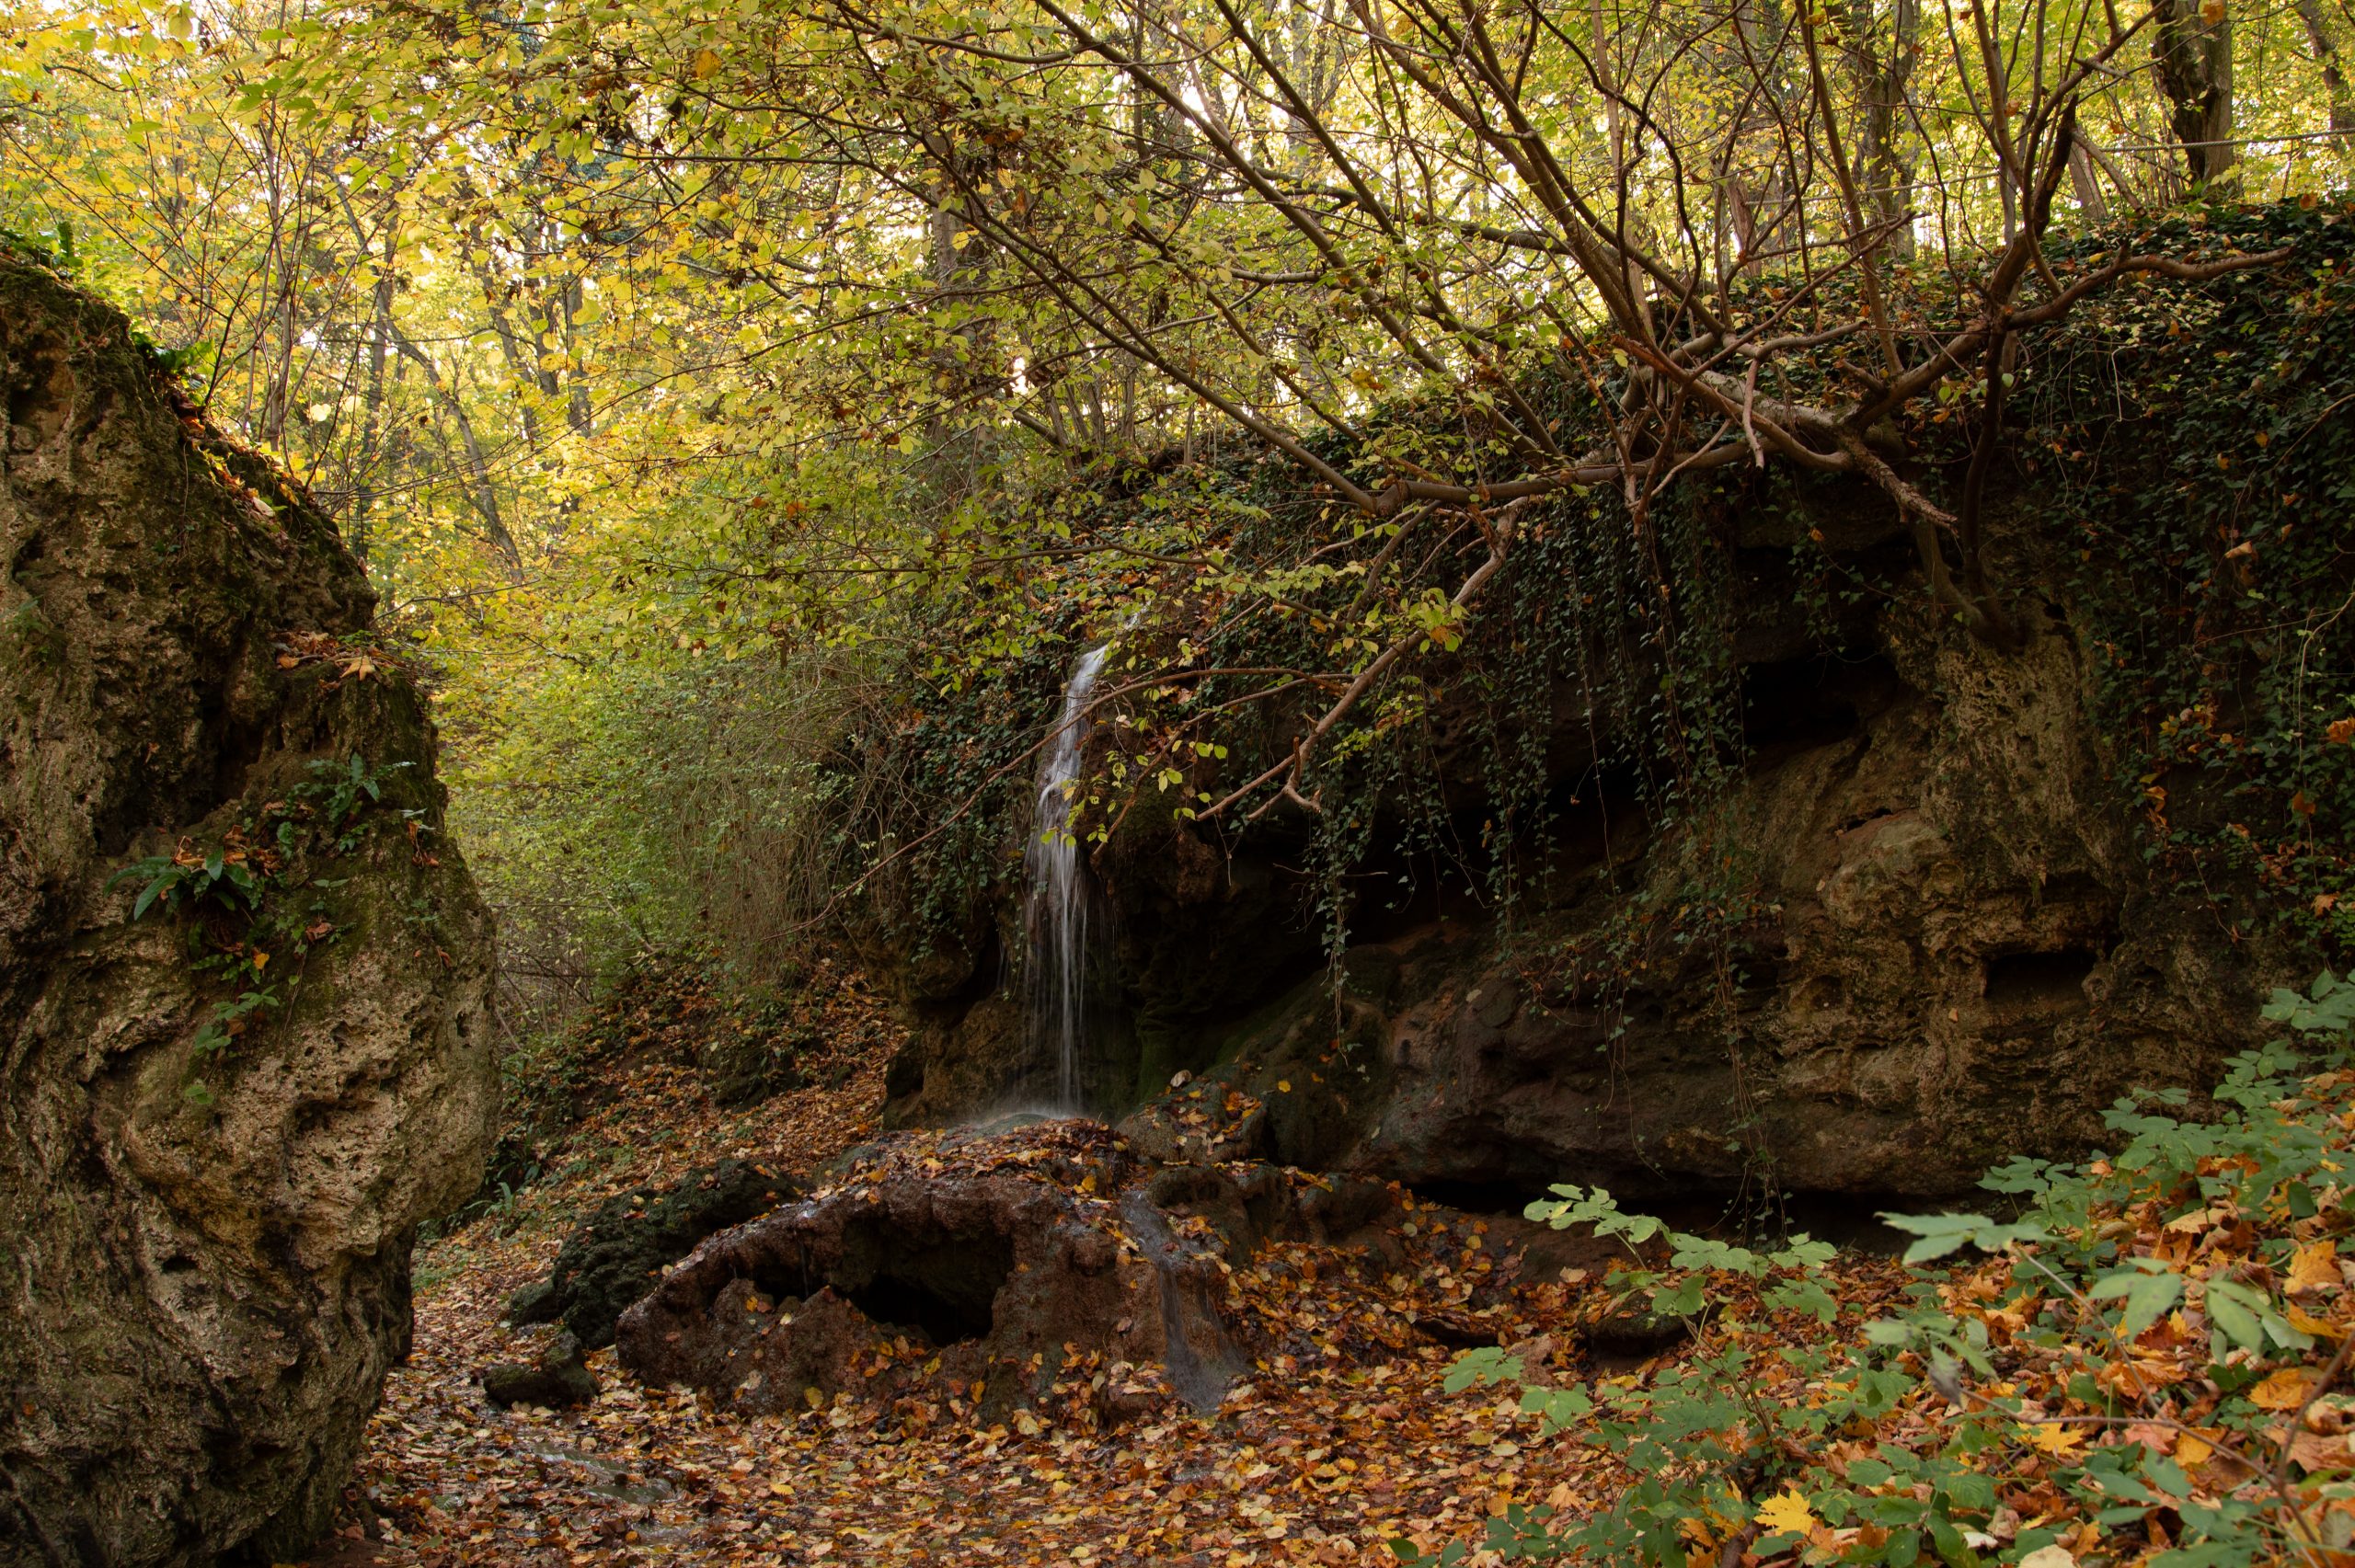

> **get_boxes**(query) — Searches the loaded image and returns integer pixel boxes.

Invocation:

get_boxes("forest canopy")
[5,0,2350,1001]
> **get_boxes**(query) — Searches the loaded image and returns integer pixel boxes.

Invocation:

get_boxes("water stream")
[1025,644,1109,1111]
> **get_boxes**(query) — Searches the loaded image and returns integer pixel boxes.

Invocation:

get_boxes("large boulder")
[615,1123,1400,1425]
[0,251,494,1562]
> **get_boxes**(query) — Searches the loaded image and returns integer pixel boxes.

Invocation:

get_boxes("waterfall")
[1026,643,1109,1112]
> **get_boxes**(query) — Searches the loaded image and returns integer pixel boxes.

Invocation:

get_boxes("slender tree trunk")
[2154,0,2235,190]
[2297,0,2355,133]
[349,225,397,561]
[2068,141,2111,223]
[1848,0,1920,259]
[476,268,549,453]
[389,329,523,574]
[560,276,593,438]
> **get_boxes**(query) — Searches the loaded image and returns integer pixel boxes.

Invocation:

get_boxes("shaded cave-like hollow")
[1982,947,2099,1010]
[802,1222,1019,1346]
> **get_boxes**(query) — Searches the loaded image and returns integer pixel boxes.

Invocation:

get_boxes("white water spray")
[1026,644,1109,1111]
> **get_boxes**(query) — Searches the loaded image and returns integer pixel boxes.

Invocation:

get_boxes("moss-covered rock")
[507,1159,801,1349]
[0,252,494,1563]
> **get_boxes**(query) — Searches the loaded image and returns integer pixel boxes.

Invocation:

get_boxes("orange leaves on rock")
[273,627,402,685]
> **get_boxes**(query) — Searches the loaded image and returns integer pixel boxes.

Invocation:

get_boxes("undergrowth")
[1425,972,2355,1568]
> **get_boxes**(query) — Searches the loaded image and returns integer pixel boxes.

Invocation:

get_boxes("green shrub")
[1415,975,2355,1568]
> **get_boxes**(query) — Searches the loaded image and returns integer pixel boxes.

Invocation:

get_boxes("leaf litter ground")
[325,967,1913,1568]
[323,982,1523,1564]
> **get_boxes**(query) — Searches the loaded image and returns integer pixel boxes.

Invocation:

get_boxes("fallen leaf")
[2292,1430,2355,1472]
[2289,1304,2345,1338]
[2022,1423,2085,1455]
[2251,1368,2318,1411]
[1755,1489,1816,1537]
[2292,1241,2340,1290]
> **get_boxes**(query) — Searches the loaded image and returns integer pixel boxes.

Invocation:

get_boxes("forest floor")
[318,967,1900,1568]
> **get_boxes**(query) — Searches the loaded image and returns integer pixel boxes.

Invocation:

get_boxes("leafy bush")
[1417,974,2355,1568]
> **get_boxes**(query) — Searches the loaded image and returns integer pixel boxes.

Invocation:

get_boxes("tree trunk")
[2153,0,2235,190]
[2296,0,2355,134]
[350,226,397,562]
[1847,0,1920,259]
[2068,141,2110,224]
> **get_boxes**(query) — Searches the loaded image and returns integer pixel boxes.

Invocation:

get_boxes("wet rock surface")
[898,608,2263,1205]
[0,251,493,1564]
[509,1158,801,1349]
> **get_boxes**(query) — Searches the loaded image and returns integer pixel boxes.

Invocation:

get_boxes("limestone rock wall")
[0,253,495,1564]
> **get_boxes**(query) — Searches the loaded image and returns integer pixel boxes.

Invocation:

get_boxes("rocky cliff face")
[877,210,2355,1215]
[0,253,494,1564]
[881,515,2265,1207]
[1119,610,2253,1204]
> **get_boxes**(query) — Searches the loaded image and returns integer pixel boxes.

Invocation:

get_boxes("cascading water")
[1026,644,1109,1111]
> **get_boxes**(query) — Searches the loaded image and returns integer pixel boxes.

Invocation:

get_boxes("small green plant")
[115,752,413,1112]
[190,986,281,1057]
[289,753,411,851]
[109,844,263,919]
[178,985,284,1106]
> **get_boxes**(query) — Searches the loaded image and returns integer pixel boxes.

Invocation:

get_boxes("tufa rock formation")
[1090,611,2257,1203]
[0,252,494,1563]
[615,1123,1407,1425]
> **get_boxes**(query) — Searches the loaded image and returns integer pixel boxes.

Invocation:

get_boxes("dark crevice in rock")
[832,1225,1014,1346]
[1982,945,2100,1010]
[1404,1178,1548,1219]
[1739,648,1904,761]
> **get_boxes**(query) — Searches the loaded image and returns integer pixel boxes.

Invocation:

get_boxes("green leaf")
[2204,1279,2266,1351]
[1878,1212,2048,1264]
[2089,1266,2184,1341]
